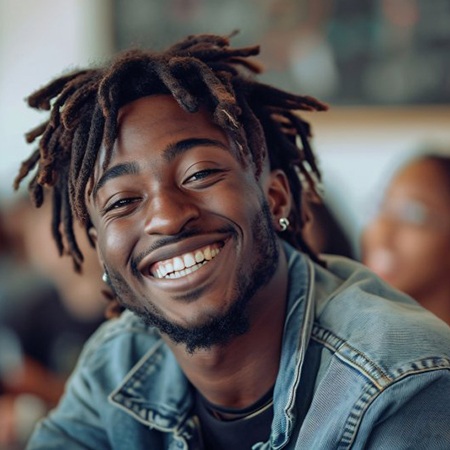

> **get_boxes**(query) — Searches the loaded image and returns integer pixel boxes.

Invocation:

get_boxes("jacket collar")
[270,243,314,448]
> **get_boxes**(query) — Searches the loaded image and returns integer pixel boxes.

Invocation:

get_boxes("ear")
[265,169,292,230]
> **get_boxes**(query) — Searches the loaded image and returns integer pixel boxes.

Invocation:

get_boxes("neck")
[164,249,289,409]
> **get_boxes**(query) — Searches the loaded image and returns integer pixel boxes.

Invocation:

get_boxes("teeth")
[165,262,206,279]
[173,257,184,271]
[151,244,221,279]
[183,253,196,268]
[195,251,204,263]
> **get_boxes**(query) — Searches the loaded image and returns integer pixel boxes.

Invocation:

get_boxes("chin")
[135,302,251,353]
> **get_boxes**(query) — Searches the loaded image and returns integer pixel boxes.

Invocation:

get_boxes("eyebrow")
[92,137,229,199]
[163,137,228,162]
[92,161,139,199]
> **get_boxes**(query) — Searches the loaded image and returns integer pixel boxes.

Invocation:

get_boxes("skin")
[361,158,450,325]
[87,95,292,407]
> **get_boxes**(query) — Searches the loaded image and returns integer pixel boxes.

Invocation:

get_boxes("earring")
[279,217,290,232]
[102,272,110,285]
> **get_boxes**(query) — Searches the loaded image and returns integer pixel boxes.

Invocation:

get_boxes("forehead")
[115,95,229,155]
[388,159,450,210]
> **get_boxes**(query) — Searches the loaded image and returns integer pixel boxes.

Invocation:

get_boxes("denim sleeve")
[25,366,111,450]
[357,369,450,449]
[25,323,118,450]
[24,314,165,450]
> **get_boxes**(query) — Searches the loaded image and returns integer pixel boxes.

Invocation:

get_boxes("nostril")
[143,196,201,236]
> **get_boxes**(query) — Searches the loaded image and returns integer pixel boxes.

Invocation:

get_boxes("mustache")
[130,225,236,278]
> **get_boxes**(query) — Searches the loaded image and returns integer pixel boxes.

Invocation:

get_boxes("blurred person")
[12,33,450,449]
[0,198,61,449]
[0,204,8,255]
[0,200,51,324]
[301,189,354,258]
[2,194,107,373]
[0,194,107,448]
[362,153,450,326]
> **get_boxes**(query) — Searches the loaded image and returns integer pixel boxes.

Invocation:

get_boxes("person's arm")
[23,321,116,450]
[25,363,110,450]
[355,369,450,449]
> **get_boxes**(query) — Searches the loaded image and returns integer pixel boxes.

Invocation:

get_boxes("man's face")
[87,95,286,351]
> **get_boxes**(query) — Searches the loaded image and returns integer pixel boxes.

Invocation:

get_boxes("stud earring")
[279,217,290,232]
[102,272,110,285]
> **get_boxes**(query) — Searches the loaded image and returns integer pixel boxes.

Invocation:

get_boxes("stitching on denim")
[108,339,191,431]
[311,324,391,388]
[311,323,450,449]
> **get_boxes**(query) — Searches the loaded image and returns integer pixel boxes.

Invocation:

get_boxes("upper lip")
[137,232,231,276]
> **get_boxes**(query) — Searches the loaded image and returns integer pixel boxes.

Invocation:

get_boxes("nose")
[143,188,201,235]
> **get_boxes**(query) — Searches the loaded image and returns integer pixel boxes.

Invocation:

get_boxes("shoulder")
[298,256,450,447]
[310,255,450,377]
[75,310,164,380]
[84,309,159,348]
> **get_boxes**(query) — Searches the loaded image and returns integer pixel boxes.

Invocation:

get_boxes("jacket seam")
[340,366,450,449]
[311,324,450,385]
[311,324,450,449]
[311,324,392,388]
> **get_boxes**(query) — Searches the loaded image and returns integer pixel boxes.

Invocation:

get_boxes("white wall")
[0,0,113,201]
[305,106,450,255]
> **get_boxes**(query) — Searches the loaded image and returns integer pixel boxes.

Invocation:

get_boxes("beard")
[106,198,280,353]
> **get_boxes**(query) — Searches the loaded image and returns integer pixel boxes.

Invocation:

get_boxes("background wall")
[1,0,449,256]
[0,0,113,200]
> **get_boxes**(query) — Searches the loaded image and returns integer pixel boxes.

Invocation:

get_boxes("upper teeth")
[151,244,221,279]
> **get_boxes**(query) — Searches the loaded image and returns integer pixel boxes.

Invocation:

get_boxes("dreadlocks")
[14,33,327,271]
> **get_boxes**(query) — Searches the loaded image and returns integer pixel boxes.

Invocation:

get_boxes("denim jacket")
[27,243,450,449]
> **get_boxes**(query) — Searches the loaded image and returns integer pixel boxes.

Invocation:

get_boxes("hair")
[14,33,327,272]
[411,153,450,193]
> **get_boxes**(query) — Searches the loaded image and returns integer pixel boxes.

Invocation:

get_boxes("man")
[16,34,450,449]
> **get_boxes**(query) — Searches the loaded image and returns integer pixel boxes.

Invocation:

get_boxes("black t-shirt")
[194,387,274,450]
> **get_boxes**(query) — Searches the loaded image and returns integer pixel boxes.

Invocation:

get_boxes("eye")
[380,200,430,226]
[184,168,223,183]
[104,197,141,214]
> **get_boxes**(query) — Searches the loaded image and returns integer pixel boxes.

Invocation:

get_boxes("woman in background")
[361,153,450,326]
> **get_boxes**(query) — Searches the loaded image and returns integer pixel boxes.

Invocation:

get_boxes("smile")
[150,242,223,279]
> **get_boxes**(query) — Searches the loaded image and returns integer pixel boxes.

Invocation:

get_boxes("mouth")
[365,248,396,278]
[149,242,224,280]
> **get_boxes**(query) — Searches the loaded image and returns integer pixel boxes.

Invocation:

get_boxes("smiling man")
[88,95,286,354]
[16,34,450,449]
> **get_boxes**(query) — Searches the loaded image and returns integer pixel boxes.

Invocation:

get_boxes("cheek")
[361,220,393,257]
[204,180,262,222]
[396,229,450,269]
[361,225,379,253]
[394,232,450,295]
[99,220,140,264]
